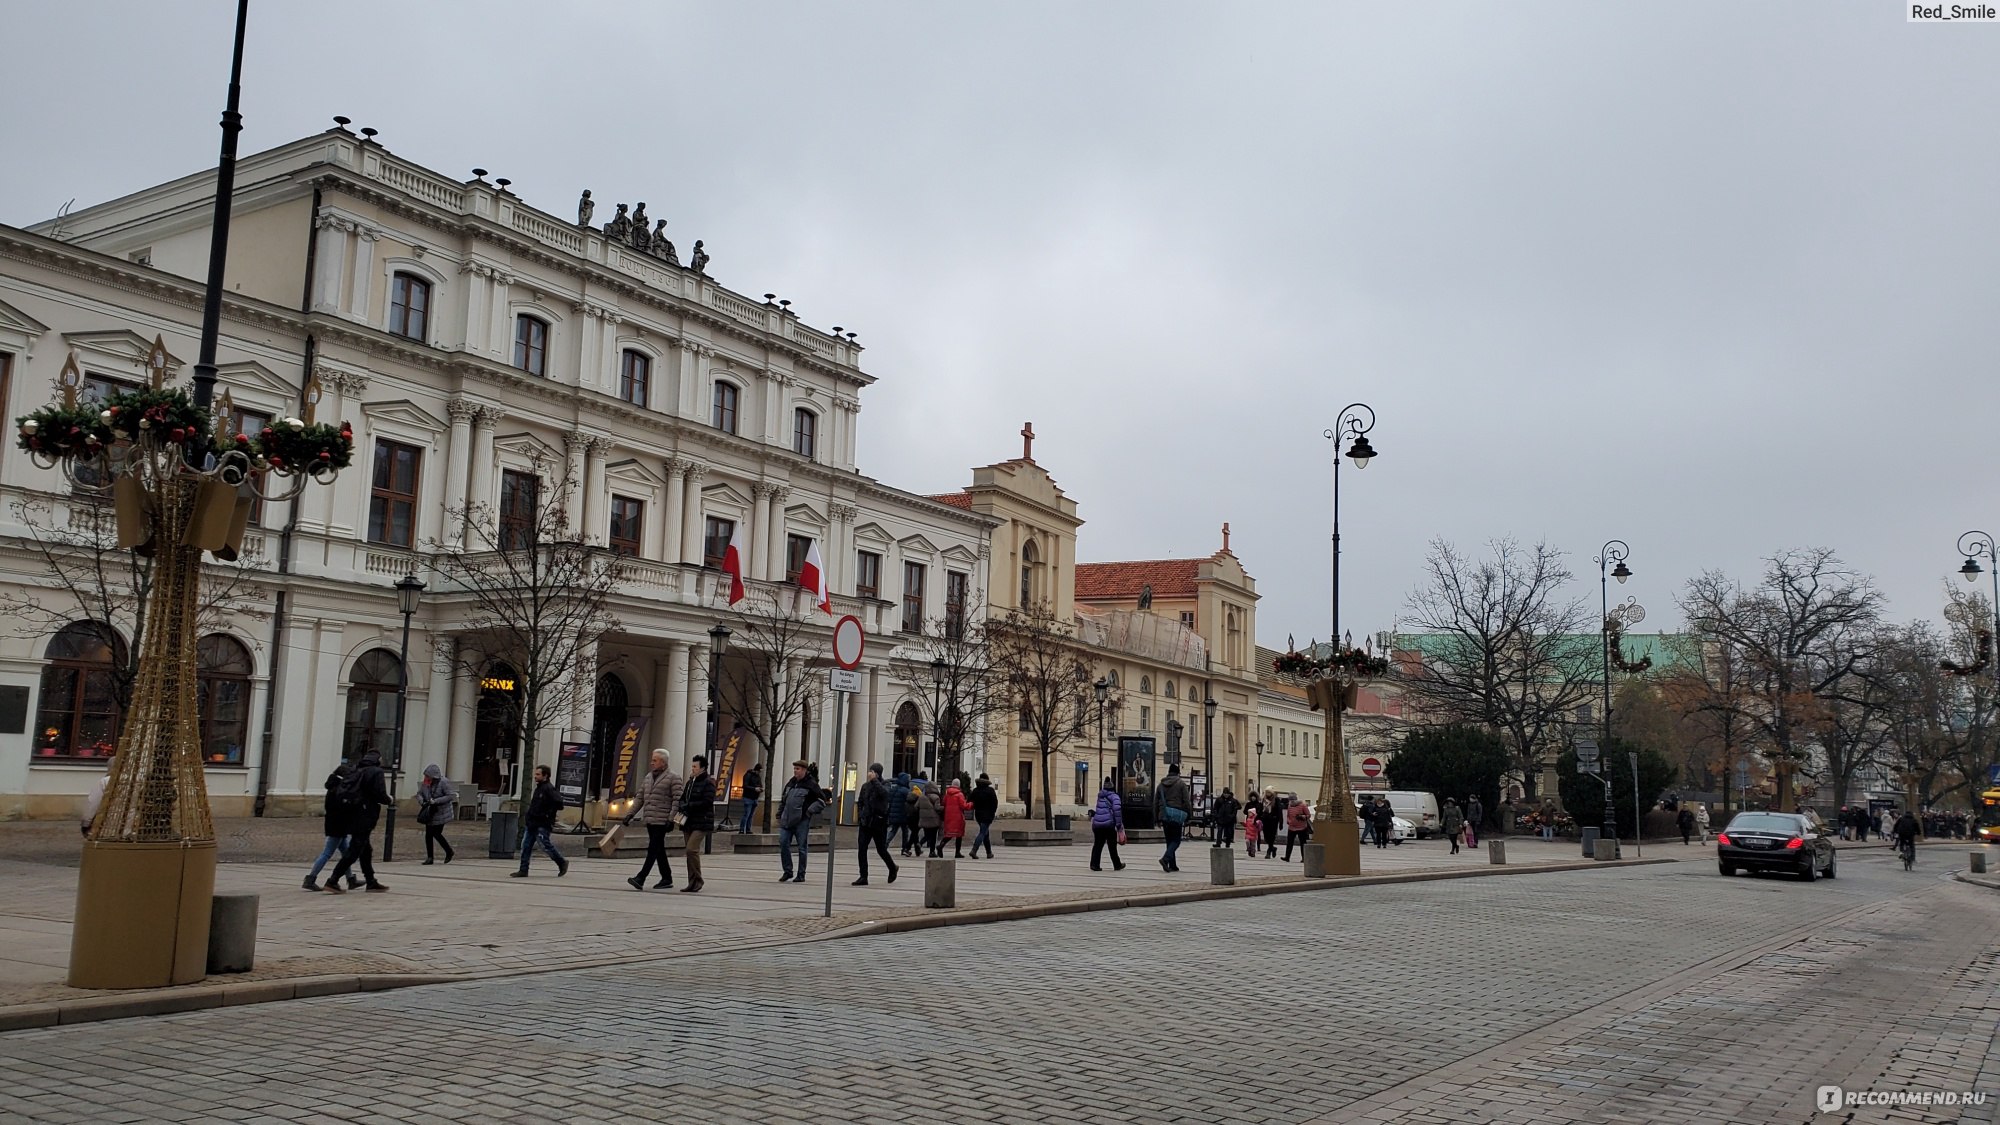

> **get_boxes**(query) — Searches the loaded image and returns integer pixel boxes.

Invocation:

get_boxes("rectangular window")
[703,517,735,570]
[366,439,422,547]
[1180,610,1195,628]
[901,561,926,633]
[230,406,272,526]
[389,273,430,341]
[712,382,739,434]
[945,570,968,640]
[793,408,816,459]
[609,495,643,556]
[855,550,882,600]
[1140,705,1151,732]
[786,534,812,583]
[619,350,650,406]
[514,316,548,376]
[499,469,539,552]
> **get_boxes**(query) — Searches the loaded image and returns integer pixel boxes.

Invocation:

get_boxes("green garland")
[1274,646,1390,679]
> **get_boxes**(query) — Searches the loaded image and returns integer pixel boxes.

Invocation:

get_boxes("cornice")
[0,228,303,337]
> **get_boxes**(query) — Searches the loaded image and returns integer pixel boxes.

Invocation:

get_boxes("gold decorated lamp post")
[20,338,351,989]
[1278,644,1387,877]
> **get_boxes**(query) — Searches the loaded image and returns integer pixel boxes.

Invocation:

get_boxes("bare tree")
[428,455,623,804]
[1659,637,1762,811]
[714,586,829,833]
[0,492,260,710]
[887,591,1011,785]
[1680,548,1884,810]
[1399,538,1596,798]
[987,600,1105,828]
[1890,587,1999,809]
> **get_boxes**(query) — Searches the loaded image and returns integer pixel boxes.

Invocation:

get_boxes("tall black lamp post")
[930,656,947,779]
[1324,403,1378,645]
[703,623,729,854]
[382,573,424,862]
[1254,738,1264,795]
[1202,693,1217,798]
[1593,540,1630,849]
[190,0,251,412]
[1956,531,2000,682]
[1094,676,1109,786]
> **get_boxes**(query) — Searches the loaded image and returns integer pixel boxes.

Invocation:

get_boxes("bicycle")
[1898,838,1916,871]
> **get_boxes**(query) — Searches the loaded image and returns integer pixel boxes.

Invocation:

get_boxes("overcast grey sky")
[4,2,1995,646]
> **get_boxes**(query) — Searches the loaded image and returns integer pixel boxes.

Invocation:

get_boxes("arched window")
[1020,540,1039,606]
[513,315,549,376]
[389,272,431,341]
[588,673,630,798]
[196,635,253,765]
[1106,669,1119,689]
[33,621,125,759]
[1163,679,1176,699]
[712,381,739,434]
[894,702,921,778]
[343,649,402,761]
[793,408,817,459]
[619,350,651,406]
[1140,676,1152,695]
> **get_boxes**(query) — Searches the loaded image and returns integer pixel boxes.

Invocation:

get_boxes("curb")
[0,856,1674,1032]
[1953,871,1999,891]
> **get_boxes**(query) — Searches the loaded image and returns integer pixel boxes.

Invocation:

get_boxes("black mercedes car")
[1716,811,1837,880]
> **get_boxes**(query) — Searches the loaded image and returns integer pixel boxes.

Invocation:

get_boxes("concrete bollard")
[1593,838,1617,862]
[924,858,956,909]
[1211,846,1236,885]
[1301,842,1326,879]
[1489,839,1507,865]
[207,892,259,974]
[1972,851,1988,875]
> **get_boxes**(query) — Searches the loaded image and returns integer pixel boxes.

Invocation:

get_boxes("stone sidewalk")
[0,829,1601,1018]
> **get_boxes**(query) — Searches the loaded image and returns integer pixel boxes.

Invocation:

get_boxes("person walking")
[1677,805,1697,846]
[325,749,393,893]
[890,771,915,856]
[1244,798,1260,858]
[1089,777,1127,871]
[1155,763,1193,872]
[1282,795,1314,861]
[416,764,457,865]
[1259,790,1283,858]
[1369,796,1396,850]
[942,777,972,859]
[1440,798,1464,855]
[677,755,716,893]
[1465,795,1484,848]
[738,763,763,835]
[304,760,359,892]
[969,773,999,858]
[775,760,827,882]
[914,775,944,858]
[1210,787,1241,852]
[510,765,570,879]
[854,763,900,885]
[621,750,681,890]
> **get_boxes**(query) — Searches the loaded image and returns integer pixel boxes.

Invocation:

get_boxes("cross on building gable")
[1020,421,1034,462]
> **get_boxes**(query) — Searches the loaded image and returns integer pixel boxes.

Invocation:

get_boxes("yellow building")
[929,428,1260,815]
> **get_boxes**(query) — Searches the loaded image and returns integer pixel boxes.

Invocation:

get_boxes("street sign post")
[1576,738,1600,776]
[1361,756,1382,779]
[824,616,864,917]
[1629,750,1642,858]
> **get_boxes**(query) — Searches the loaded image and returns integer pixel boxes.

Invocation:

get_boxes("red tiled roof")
[926,492,973,511]
[1075,558,1203,600]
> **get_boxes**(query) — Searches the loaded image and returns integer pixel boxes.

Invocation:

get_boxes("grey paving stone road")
[0,847,1992,1125]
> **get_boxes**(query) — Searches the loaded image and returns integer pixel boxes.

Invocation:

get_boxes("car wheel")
[1824,853,1837,879]
[1800,858,1818,882]
[1717,861,1733,876]
[1392,838,1403,846]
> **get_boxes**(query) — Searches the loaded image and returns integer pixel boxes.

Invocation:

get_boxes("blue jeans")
[308,835,349,880]
[779,822,810,878]
[517,824,565,874]
[1163,822,1184,866]
[972,821,993,855]
[740,798,758,834]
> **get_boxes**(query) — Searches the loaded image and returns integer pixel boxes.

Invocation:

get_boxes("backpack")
[329,769,366,816]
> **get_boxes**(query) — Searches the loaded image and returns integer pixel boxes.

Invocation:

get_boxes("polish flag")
[797,538,831,614]
[721,521,748,605]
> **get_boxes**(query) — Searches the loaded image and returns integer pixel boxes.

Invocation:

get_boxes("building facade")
[1253,644,1406,804]
[0,125,996,818]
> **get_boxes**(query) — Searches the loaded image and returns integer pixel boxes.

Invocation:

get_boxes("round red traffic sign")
[832,614,865,669]
[1361,757,1382,778]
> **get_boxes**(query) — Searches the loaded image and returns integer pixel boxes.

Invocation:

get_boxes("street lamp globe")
[931,656,947,688]
[1962,557,1983,583]
[1611,561,1632,585]
[709,623,731,659]
[1203,696,1218,720]
[1344,433,1376,469]
[1093,676,1109,704]
[394,573,425,616]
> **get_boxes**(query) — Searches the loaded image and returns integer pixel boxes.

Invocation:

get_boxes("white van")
[1385,791,1441,838]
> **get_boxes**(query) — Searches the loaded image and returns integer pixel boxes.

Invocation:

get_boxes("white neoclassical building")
[0,124,995,818]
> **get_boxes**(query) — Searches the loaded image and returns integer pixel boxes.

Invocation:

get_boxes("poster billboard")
[1118,735,1157,828]
[556,741,592,808]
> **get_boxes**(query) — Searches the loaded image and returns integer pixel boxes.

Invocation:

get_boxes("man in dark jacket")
[854,763,899,885]
[775,760,828,882]
[678,755,717,892]
[739,763,764,835]
[890,771,915,856]
[305,761,362,892]
[1155,764,1194,872]
[510,765,570,878]
[325,749,392,893]
[1369,796,1396,849]
[969,773,1000,859]
[1209,788,1241,851]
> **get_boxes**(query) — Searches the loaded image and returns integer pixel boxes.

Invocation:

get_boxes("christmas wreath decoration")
[1605,619,1653,675]
[244,418,355,472]
[15,404,114,458]
[1274,645,1390,680]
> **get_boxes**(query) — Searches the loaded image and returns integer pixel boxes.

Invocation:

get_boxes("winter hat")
[423,764,442,780]
[869,763,884,778]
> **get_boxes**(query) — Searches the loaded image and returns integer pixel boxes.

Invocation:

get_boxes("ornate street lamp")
[381,574,425,862]
[1951,531,2000,686]
[1202,693,1218,807]
[1592,539,1637,850]
[1323,403,1378,644]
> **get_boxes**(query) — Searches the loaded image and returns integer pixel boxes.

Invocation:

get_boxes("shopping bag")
[595,822,625,858]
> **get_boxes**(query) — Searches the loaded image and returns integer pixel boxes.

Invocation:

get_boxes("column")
[348,227,377,320]
[570,649,597,733]
[467,407,498,518]
[749,484,772,580]
[679,466,707,566]
[865,667,884,776]
[442,399,474,549]
[489,271,512,356]
[684,644,709,774]
[446,641,477,789]
[661,641,689,760]
[310,216,347,313]
[420,634,455,783]
[582,436,609,544]
[565,430,589,513]
[661,460,687,564]
[765,486,790,582]
[829,503,857,594]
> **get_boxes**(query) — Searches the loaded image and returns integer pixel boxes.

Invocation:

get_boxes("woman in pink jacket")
[942,779,973,859]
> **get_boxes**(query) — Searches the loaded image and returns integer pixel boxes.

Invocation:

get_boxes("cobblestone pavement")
[0,848,1991,1124]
